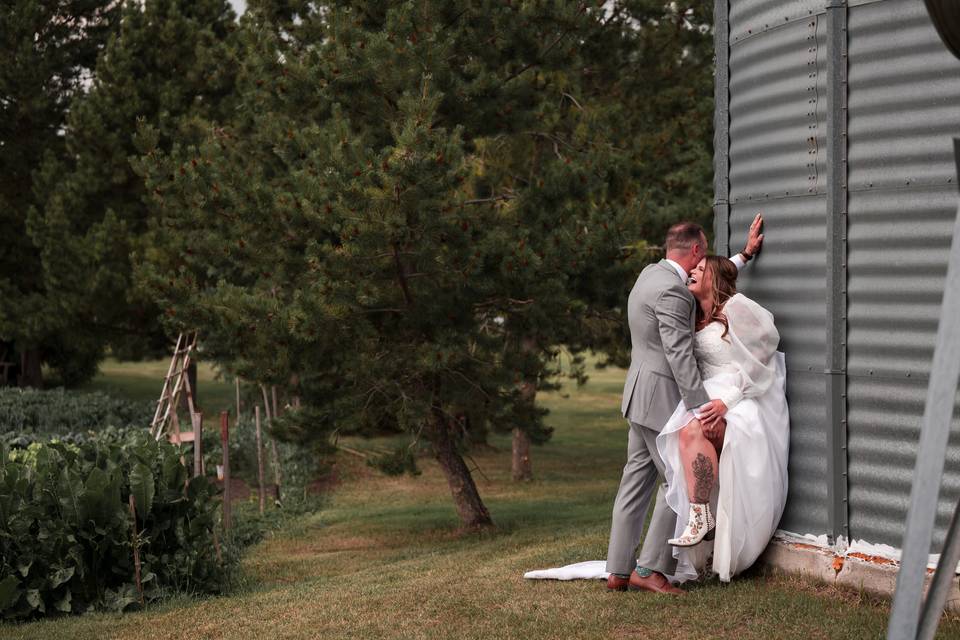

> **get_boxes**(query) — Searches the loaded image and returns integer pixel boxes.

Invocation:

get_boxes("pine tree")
[0,0,118,386]
[490,0,717,480]
[24,0,239,385]
[133,0,716,526]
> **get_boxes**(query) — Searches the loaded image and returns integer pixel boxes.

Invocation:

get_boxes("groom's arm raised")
[655,287,711,411]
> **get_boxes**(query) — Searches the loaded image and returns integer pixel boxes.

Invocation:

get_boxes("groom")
[606,217,763,594]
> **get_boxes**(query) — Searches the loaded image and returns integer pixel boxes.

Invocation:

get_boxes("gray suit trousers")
[605,420,677,577]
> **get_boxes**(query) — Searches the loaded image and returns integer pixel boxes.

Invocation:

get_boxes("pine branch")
[462,193,515,205]
[501,4,586,85]
[392,242,414,306]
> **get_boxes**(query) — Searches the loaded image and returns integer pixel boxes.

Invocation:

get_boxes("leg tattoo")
[692,453,714,503]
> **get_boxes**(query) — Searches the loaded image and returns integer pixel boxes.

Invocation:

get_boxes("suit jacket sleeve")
[655,286,711,411]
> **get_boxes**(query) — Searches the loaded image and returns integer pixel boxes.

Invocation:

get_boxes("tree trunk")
[431,410,493,529]
[511,335,538,481]
[18,348,42,388]
[289,373,302,409]
[511,427,533,481]
[463,412,490,447]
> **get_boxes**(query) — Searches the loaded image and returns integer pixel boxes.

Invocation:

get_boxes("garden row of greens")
[0,429,227,618]
[0,388,324,620]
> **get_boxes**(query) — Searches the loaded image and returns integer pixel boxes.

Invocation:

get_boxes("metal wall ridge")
[824,0,849,543]
[714,0,732,256]
[731,192,823,204]
[730,0,827,44]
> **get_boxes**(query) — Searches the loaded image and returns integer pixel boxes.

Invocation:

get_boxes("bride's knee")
[679,419,703,446]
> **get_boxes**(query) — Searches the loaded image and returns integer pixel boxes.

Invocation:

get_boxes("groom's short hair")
[665,222,707,253]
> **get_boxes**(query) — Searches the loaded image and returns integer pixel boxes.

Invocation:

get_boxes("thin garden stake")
[255,405,266,514]
[261,384,283,502]
[220,410,231,530]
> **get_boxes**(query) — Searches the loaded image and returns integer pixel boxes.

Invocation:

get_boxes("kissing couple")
[606,216,789,594]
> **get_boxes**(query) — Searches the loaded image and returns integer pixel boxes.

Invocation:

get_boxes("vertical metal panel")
[824,0,849,544]
[715,0,732,256]
[728,2,831,537]
[846,0,960,549]
[732,197,828,372]
[888,141,960,640]
[730,0,825,43]
[732,197,830,536]
[729,16,829,201]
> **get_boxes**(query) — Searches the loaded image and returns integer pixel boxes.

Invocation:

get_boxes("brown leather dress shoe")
[628,570,684,595]
[606,574,630,591]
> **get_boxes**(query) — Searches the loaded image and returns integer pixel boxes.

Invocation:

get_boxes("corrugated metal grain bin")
[713,0,960,549]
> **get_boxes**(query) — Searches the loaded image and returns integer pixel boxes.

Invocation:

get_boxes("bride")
[656,255,789,582]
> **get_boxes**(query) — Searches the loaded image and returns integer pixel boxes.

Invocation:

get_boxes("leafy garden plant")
[0,429,231,619]
[0,388,153,438]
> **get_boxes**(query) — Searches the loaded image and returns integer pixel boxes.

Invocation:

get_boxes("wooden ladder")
[149,332,200,443]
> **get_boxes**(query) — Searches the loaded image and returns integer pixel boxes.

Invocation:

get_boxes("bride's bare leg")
[668,418,718,547]
[678,418,718,504]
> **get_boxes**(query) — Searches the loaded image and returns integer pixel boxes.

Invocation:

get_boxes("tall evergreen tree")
[134,0,715,526]
[491,0,716,479]
[0,0,118,386]
[22,0,239,386]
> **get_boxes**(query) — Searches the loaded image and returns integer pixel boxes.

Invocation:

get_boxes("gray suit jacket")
[620,260,711,430]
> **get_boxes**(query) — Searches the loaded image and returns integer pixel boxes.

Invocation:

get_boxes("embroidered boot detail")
[669,503,715,547]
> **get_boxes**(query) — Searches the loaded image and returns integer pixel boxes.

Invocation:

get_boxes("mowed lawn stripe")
[5,358,958,639]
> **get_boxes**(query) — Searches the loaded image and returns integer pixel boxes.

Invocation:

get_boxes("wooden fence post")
[255,405,266,514]
[220,410,231,531]
[192,410,203,478]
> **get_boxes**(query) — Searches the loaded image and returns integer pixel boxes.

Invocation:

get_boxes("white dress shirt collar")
[664,259,688,282]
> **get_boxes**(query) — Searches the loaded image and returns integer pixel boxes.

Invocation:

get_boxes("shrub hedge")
[0,388,153,437]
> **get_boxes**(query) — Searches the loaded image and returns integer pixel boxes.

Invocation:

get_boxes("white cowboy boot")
[668,502,715,547]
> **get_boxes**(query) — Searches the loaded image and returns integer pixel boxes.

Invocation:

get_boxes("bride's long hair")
[697,255,739,338]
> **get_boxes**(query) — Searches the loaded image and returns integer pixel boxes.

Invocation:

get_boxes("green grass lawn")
[78,357,240,429]
[8,360,959,639]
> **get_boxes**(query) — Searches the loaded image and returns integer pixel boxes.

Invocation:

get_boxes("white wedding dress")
[656,293,789,583]
[523,293,788,586]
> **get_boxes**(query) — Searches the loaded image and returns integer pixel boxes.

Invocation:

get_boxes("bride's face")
[688,258,709,297]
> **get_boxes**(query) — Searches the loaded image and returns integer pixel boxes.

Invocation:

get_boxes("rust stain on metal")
[832,556,845,573]
[847,552,897,566]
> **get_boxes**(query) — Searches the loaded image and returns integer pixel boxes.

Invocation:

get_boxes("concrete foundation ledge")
[760,537,960,611]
